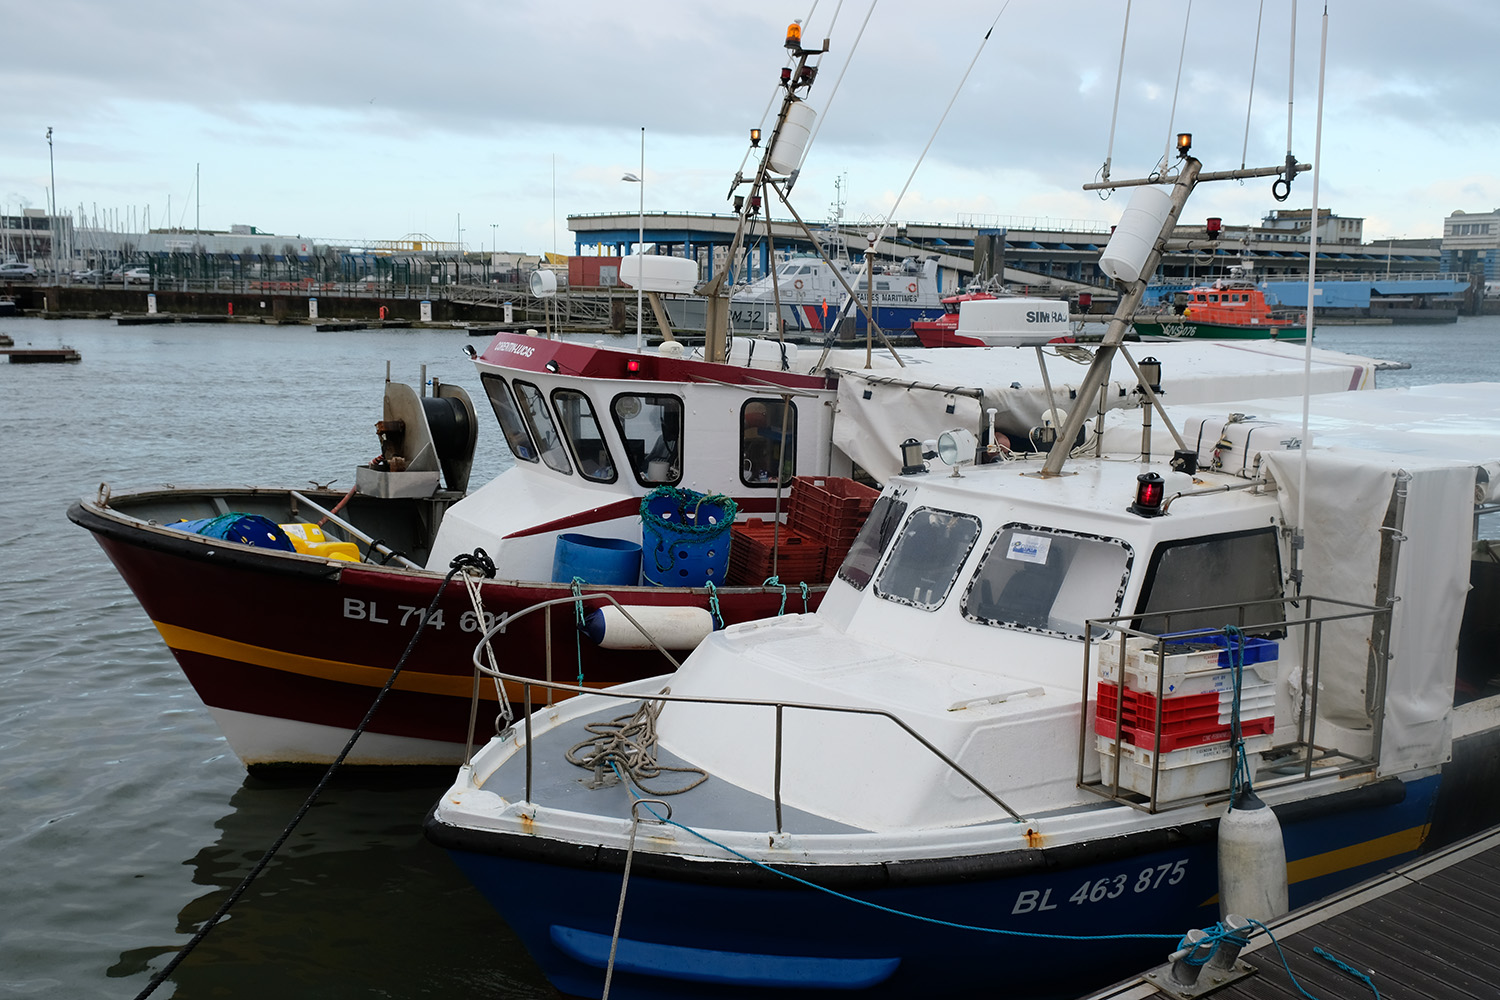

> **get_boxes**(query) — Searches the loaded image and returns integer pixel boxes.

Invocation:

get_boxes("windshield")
[552,389,615,483]
[513,380,573,474]
[480,373,538,464]
[874,507,982,611]
[1133,527,1284,636]
[962,525,1134,639]
[837,493,908,590]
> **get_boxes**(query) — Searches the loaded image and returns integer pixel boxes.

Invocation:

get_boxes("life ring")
[907,282,917,293]
[794,279,804,290]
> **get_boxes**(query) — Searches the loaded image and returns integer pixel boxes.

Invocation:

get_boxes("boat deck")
[486,698,870,836]
[1083,823,1500,1000]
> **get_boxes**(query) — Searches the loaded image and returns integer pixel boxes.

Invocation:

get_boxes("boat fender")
[1216,790,1288,923]
[582,605,715,650]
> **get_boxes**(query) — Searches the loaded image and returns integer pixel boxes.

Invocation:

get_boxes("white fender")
[582,605,715,650]
[1217,790,1289,923]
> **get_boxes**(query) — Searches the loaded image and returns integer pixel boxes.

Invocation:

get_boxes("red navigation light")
[780,67,792,83]
[625,358,642,374]
[1129,472,1166,517]
[1206,217,1222,240]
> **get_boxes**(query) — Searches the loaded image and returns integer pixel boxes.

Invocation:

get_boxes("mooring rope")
[132,548,496,1000]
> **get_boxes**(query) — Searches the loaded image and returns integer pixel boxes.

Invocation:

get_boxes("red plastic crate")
[789,477,878,546]
[728,519,827,585]
[1095,682,1273,751]
[1128,716,1275,753]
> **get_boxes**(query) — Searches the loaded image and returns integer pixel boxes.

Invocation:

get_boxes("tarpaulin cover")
[166,513,296,552]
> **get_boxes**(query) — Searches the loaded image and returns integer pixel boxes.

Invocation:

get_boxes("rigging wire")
[800,0,874,170]
[866,3,1009,252]
[1158,0,1195,180]
[1240,0,1267,171]
[1295,3,1329,555]
[1099,0,1132,193]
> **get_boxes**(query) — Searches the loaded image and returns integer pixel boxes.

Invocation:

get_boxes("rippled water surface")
[1,314,1498,998]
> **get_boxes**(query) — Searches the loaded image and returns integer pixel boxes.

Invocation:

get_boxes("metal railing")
[1081,595,1391,814]
[462,591,1026,832]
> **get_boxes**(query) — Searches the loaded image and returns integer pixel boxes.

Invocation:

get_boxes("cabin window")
[962,525,1134,639]
[1132,527,1284,636]
[552,389,616,483]
[876,281,891,291]
[513,381,573,475]
[611,393,683,486]
[874,507,982,611]
[740,398,797,487]
[837,494,908,591]
[480,373,538,464]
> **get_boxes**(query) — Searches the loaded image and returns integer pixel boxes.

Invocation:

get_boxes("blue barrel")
[640,487,737,588]
[552,533,642,586]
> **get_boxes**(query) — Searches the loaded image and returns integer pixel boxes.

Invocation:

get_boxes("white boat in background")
[662,253,950,335]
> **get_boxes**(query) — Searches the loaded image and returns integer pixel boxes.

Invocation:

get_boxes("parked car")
[121,267,152,284]
[71,268,103,282]
[0,262,38,280]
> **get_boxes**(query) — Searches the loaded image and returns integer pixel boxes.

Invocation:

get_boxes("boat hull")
[1131,316,1308,340]
[69,498,814,770]
[428,773,1442,999]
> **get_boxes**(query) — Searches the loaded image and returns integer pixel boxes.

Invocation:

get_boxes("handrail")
[463,591,1027,829]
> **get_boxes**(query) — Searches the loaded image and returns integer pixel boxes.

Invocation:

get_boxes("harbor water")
[2,315,1498,998]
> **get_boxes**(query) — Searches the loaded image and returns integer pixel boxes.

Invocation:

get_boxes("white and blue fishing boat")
[425,120,1500,996]
[662,252,950,336]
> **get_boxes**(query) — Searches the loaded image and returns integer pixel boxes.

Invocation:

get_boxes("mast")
[701,23,827,364]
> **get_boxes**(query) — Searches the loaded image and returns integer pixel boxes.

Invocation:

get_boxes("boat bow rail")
[459,593,1028,828]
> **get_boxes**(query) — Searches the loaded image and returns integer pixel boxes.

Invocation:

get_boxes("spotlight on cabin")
[900,438,927,476]
[545,360,560,373]
[1138,356,1162,394]
[1176,132,1193,158]
[937,428,978,477]
[1129,472,1167,517]
[750,128,762,147]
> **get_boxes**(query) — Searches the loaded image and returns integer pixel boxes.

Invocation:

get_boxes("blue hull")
[434,774,1440,999]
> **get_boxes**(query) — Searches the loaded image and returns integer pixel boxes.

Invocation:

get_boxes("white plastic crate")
[1096,732,1273,799]
[1095,636,1278,696]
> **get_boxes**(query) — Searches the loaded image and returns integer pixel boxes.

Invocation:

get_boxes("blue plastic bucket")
[552,533,642,586]
[640,487,737,588]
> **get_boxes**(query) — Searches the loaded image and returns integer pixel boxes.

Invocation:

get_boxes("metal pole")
[47,128,56,278]
[637,126,644,352]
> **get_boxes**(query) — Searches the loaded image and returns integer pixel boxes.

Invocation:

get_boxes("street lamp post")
[46,127,57,279]
[621,126,645,351]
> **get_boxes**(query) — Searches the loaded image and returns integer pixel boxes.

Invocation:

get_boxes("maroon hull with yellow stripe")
[70,488,817,770]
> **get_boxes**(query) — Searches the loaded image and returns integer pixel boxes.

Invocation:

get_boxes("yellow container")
[280,523,361,562]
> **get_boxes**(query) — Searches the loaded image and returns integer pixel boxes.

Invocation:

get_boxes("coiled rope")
[566,691,707,796]
[131,549,496,1000]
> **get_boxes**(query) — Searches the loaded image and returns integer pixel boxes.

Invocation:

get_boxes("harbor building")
[1442,208,1500,284]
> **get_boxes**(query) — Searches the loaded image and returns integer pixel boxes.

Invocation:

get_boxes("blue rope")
[1174,921,1252,967]
[799,581,810,614]
[704,581,724,630]
[1244,919,1379,1000]
[1224,624,1253,801]
[1314,946,1382,999]
[762,576,787,616]
[611,766,1180,944]
[571,577,587,686]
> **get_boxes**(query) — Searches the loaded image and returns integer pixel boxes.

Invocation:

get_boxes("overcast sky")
[2,1,1496,255]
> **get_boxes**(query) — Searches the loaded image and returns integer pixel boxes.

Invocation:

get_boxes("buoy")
[582,605,715,650]
[1217,789,1288,923]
